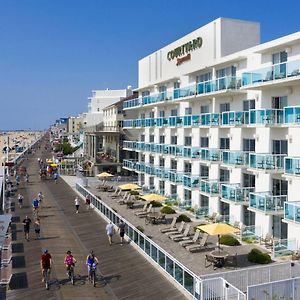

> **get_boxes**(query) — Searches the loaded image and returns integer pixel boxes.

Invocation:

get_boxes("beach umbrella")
[140,193,168,201]
[118,183,141,191]
[96,172,113,178]
[197,223,240,249]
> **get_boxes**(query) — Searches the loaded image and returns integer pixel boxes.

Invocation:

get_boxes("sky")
[0,0,300,130]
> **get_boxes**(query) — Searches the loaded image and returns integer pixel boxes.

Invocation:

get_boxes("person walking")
[106,222,114,245]
[85,195,91,210]
[34,218,41,239]
[118,220,126,246]
[74,197,80,214]
[22,215,32,241]
[18,193,24,208]
[16,174,20,186]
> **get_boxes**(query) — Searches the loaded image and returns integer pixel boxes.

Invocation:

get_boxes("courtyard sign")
[167,37,203,64]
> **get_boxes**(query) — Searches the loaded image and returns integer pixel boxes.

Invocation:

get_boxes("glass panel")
[133,230,139,244]
[158,251,165,268]
[166,256,174,276]
[175,264,183,285]
[145,240,151,256]
[139,235,145,250]
[151,245,158,262]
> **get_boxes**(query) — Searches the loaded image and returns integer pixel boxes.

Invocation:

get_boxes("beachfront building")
[122,17,300,247]
[67,116,83,134]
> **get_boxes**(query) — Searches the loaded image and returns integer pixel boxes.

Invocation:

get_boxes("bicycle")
[33,207,39,219]
[42,267,50,290]
[67,265,75,285]
[88,263,97,287]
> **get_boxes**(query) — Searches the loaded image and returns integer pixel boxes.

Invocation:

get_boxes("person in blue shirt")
[86,250,99,282]
[32,198,39,215]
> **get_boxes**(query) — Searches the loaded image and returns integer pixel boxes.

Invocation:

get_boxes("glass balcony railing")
[195,207,210,219]
[135,162,146,173]
[200,149,221,162]
[183,147,201,159]
[284,106,300,124]
[249,192,287,213]
[168,145,183,156]
[123,141,136,150]
[168,170,184,184]
[123,159,137,170]
[222,150,249,166]
[221,184,254,203]
[183,115,201,126]
[183,174,200,188]
[173,85,196,99]
[123,97,141,109]
[136,142,145,151]
[284,201,300,223]
[249,109,283,125]
[200,113,220,126]
[242,60,300,86]
[197,76,241,94]
[169,116,184,127]
[200,179,222,195]
[222,111,249,126]
[249,153,286,171]
[284,157,300,176]
[145,165,155,175]
[179,200,192,210]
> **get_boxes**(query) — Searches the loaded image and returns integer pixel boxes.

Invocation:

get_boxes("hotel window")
[220,138,230,150]
[272,51,287,79]
[149,111,154,118]
[243,173,255,188]
[201,137,209,148]
[220,103,230,113]
[159,158,165,167]
[184,189,191,201]
[142,90,150,97]
[200,165,209,178]
[159,181,165,191]
[184,162,191,173]
[149,156,154,164]
[185,107,192,115]
[184,136,192,146]
[149,177,154,188]
[196,72,212,83]
[171,160,177,170]
[243,99,255,111]
[201,105,209,114]
[170,109,178,116]
[141,155,145,162]
[140,135,145,142]
[159,85,166,92]
[272,96,287,109]
[216,66,236,78]
[140,113,145,119]
[272,179,288,195]
[272,51,287,65]
[171,185,177,197]
[159,110,165,117]
[159,135,165,144]
[174,81,180,89]
[220,168,229,182]
[243,139,255,152]
[171,135,177,145]
[272,140,288,155]
[200,195,209,207]
[149,135,154,143]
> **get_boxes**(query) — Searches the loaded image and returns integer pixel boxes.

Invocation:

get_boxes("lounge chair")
[205,254,218,269]
[117,193,130,204]
[137,204,153,218]
[206,212,218,223]
[179,230,201,247]
[170,224,191,241]
[160,217,177,233]
[165,221,185,237]
[186,233,208,252]
[260,233,273,248]
[134,203,147,216]
[111,189,122,198]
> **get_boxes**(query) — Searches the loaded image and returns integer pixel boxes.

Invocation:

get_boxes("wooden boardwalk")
[1,143,187,300]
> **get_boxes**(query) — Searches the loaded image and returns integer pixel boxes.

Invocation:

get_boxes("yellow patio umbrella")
[140,193,168,201]
[197,223,240,249]
[118,183,141,191]
[50,163,58,167]
[96,172,114,178]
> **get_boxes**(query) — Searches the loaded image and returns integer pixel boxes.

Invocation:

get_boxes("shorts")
[35,229,40,234]
[24,227,30,233]
[75,205,79,209]
[120,232,125,238]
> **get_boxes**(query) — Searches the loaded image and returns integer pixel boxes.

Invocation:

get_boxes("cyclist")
[86,250,99,282]
[17,193,24,208]
[53,172,58,184]
[40,249,52,282]
[38,192,44,207]
[64,250,76,278]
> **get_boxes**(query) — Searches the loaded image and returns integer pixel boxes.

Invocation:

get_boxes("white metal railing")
[76,183,245,300]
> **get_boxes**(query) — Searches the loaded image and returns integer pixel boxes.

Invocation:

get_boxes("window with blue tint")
[175,264,184,285]
[185,107,192,115]
[133,230,139,244]
[128,226,134,240]
[159,110,165,117]
[158,251,165,268]
[139,235,145,250]
[166,256,174,276]
[151,245,158,262]
[145,240,151,255]
[184,271,194,294]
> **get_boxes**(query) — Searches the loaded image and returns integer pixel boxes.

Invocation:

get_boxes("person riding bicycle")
[38,192,44,206]
[86,250,99,281]
[64,250,76,277]
[53,172,58,183]
[40,249,52,282]
[32,198,39,214]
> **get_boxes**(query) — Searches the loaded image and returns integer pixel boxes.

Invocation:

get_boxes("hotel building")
[122,18,300,247]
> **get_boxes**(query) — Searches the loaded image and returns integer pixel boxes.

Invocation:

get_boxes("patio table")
[210,249,229,268]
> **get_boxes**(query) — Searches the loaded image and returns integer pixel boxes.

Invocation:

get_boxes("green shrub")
[129,190,139,195]
[248,248,272,264]
[219,235,240,246]
[160,206,176,214]
[136,225,144,233]
[150,200,163,207]
[176,214,191,223]
[242,237,257,244]
[187,207,194,213]
[164,201,174,207]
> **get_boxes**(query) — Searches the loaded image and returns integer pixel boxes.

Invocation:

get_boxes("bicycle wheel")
[71,270,74,285]
[92,271,96,287]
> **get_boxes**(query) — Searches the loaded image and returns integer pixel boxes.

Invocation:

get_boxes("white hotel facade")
[122,18,300,246]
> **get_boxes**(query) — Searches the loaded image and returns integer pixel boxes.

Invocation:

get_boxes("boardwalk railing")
[76,183,246,300]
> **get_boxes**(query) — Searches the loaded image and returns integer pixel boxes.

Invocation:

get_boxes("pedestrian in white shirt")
[74,197,80,213]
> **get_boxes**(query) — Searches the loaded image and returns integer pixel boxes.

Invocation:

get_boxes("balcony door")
[273,216,287,239]
[272,140,287,155]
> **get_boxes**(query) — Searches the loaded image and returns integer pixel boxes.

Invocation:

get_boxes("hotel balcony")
[222,150,249,167]
[123,97,141,109]
[183,147,201,159]
[183,115,200,126]
[200,148,221,162]
[136,142,145,151]
[284,201,300,224]
[221,184,254,204]
[167,170,184,184]
[123,141,136,150]
[284,106,300,124]
[174,85,196,99]
[145,165,155,175]
[183,174,200,189]
[200,113,220,126]
[284,157,300,176]
[154,166,169,180]
[221,111,248,126]
[135,162,146,173]
[249,192,287,215]
[123,159,137,171]
[249,153,286,172]
[200,179,222,196]
[248,109,283,125]
[242,59,300,88]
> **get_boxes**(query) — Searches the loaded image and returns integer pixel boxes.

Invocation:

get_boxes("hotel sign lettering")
[167,37,202,65]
